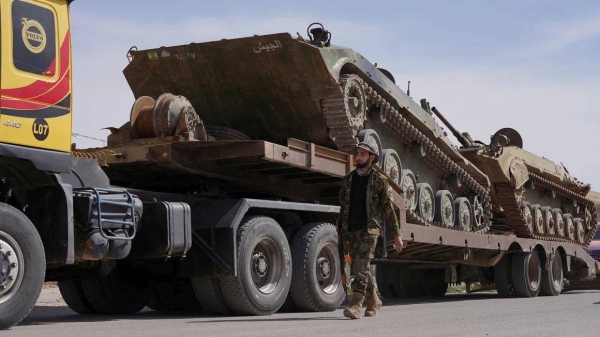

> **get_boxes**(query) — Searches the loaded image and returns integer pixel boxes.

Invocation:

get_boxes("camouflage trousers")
[347,229,379,295]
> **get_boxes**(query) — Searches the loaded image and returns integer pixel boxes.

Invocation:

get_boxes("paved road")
[4,286,600,337]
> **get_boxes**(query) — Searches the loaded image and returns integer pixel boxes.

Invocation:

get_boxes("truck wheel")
[220,216,291,315]
[190,275,232,315]
[512,250,541,297]
[58,279,97,314]
[375,264,398,298]
[80,264,151,314]
[0,203,45,330]
[540,251,563,296]
[423,269,448,297]
[148,278,203,312]
[494,253,517,297]
[393,269,425,298]
[289,223,344,312]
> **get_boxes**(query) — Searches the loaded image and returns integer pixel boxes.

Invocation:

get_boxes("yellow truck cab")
[0,1,140,330]
[1,0,72,164]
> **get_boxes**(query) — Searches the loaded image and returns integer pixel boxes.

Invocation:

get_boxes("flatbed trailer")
[81,135,599,308]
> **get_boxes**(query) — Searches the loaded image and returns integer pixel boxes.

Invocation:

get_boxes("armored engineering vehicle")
[0,1,598,330]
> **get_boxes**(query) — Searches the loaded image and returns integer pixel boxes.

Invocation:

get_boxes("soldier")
[339,142,403,319]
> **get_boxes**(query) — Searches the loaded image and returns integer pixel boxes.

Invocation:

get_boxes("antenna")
[407,80,411,97]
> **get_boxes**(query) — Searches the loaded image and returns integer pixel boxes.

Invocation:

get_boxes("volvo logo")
[21,18,46,54]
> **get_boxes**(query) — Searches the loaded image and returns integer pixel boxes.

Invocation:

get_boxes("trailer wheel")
[423,269,448,297]
[375,264,398,298]
[289,223,344,312]
[190,275,232,315]
[220,216,291,315]
[148,278,203,312]
[494,253,517,297]
[0,203,45,330]
[540,251,563,296]
[80,264,151,314]
[393,269,425,298]
[512,250,541,297]
[58,279,97,314]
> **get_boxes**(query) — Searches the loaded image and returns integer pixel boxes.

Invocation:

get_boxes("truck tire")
[393,269,425,298]
[289,223,344,312]
[191,275,232,315]
[512,250,542,298]
[375,264,398,298]
[148,278,203,312]
[0,203,45,330]
[80,265,151,314]
[494,253,517,297]
[423,269,448,297]
[220,216,291,315]
[540,251,563,296]
[58,279,97,314]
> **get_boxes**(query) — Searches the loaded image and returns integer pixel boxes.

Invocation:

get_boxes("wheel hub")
[253,252,268,277]
[317,257,331,279]
[0,239,20,297]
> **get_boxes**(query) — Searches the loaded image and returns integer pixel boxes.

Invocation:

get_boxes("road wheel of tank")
[454,197,473,231]
[220,216,292,315]
[520,202,533,232]
[375,264,398,299]
[340,74,368,131]
[58,279,97,314]
[416,183,434,223]
[531,205,545,234]
[512,250,542,298]
[190,275,232,315]
[204,125,251,141]
[289,222,344,312]
[540,251,563,296]
[393,269,425,298]
[541,206,555,235]
[148,277,203,312]
[471,196,484,229]
[80,264,152,314]
[381,149,402,185]
[0,203,45,330]
[423,269,448,297]
[553,209,564,237]
[435,190,454,228]
[494,253,517,297]
[400,170,417,212]
[574,218,586,243]
[563,214,575,240]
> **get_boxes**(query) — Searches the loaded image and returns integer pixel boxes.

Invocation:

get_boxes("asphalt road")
[4,285,600,337]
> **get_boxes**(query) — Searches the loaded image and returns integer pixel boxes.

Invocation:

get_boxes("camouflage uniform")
[339,168,400,294]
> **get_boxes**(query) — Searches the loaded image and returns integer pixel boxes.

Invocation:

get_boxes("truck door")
[0,0,72,153]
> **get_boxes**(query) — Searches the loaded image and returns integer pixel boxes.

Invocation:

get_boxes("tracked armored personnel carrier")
[123,23,596,247]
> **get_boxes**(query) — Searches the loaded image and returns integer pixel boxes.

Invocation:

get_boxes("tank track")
[494,173,597,248]
[322,74,492,233]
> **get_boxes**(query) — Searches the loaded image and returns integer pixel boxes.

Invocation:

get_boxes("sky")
[69,0,600,188]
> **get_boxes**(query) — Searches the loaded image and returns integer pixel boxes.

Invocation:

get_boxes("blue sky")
[69,0,600,187]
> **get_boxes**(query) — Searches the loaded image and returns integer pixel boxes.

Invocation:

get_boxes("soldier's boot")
[343,292,365,319]
[364,291,382,317]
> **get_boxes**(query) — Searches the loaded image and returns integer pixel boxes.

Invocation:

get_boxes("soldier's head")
[355,142,379,169]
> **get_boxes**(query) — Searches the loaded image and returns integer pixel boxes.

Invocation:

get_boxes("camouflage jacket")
[338,167,401,240]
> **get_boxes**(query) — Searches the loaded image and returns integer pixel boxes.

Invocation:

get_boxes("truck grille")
[588,249,600,260]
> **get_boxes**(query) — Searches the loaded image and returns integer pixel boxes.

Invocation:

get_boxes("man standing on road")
[338,142,403,319]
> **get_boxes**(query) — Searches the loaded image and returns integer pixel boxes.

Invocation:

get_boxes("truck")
[0,0,599,330]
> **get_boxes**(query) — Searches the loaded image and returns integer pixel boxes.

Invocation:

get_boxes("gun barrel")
[431,107,473,147]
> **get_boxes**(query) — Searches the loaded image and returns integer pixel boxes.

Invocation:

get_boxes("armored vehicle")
[123,23,596,246]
